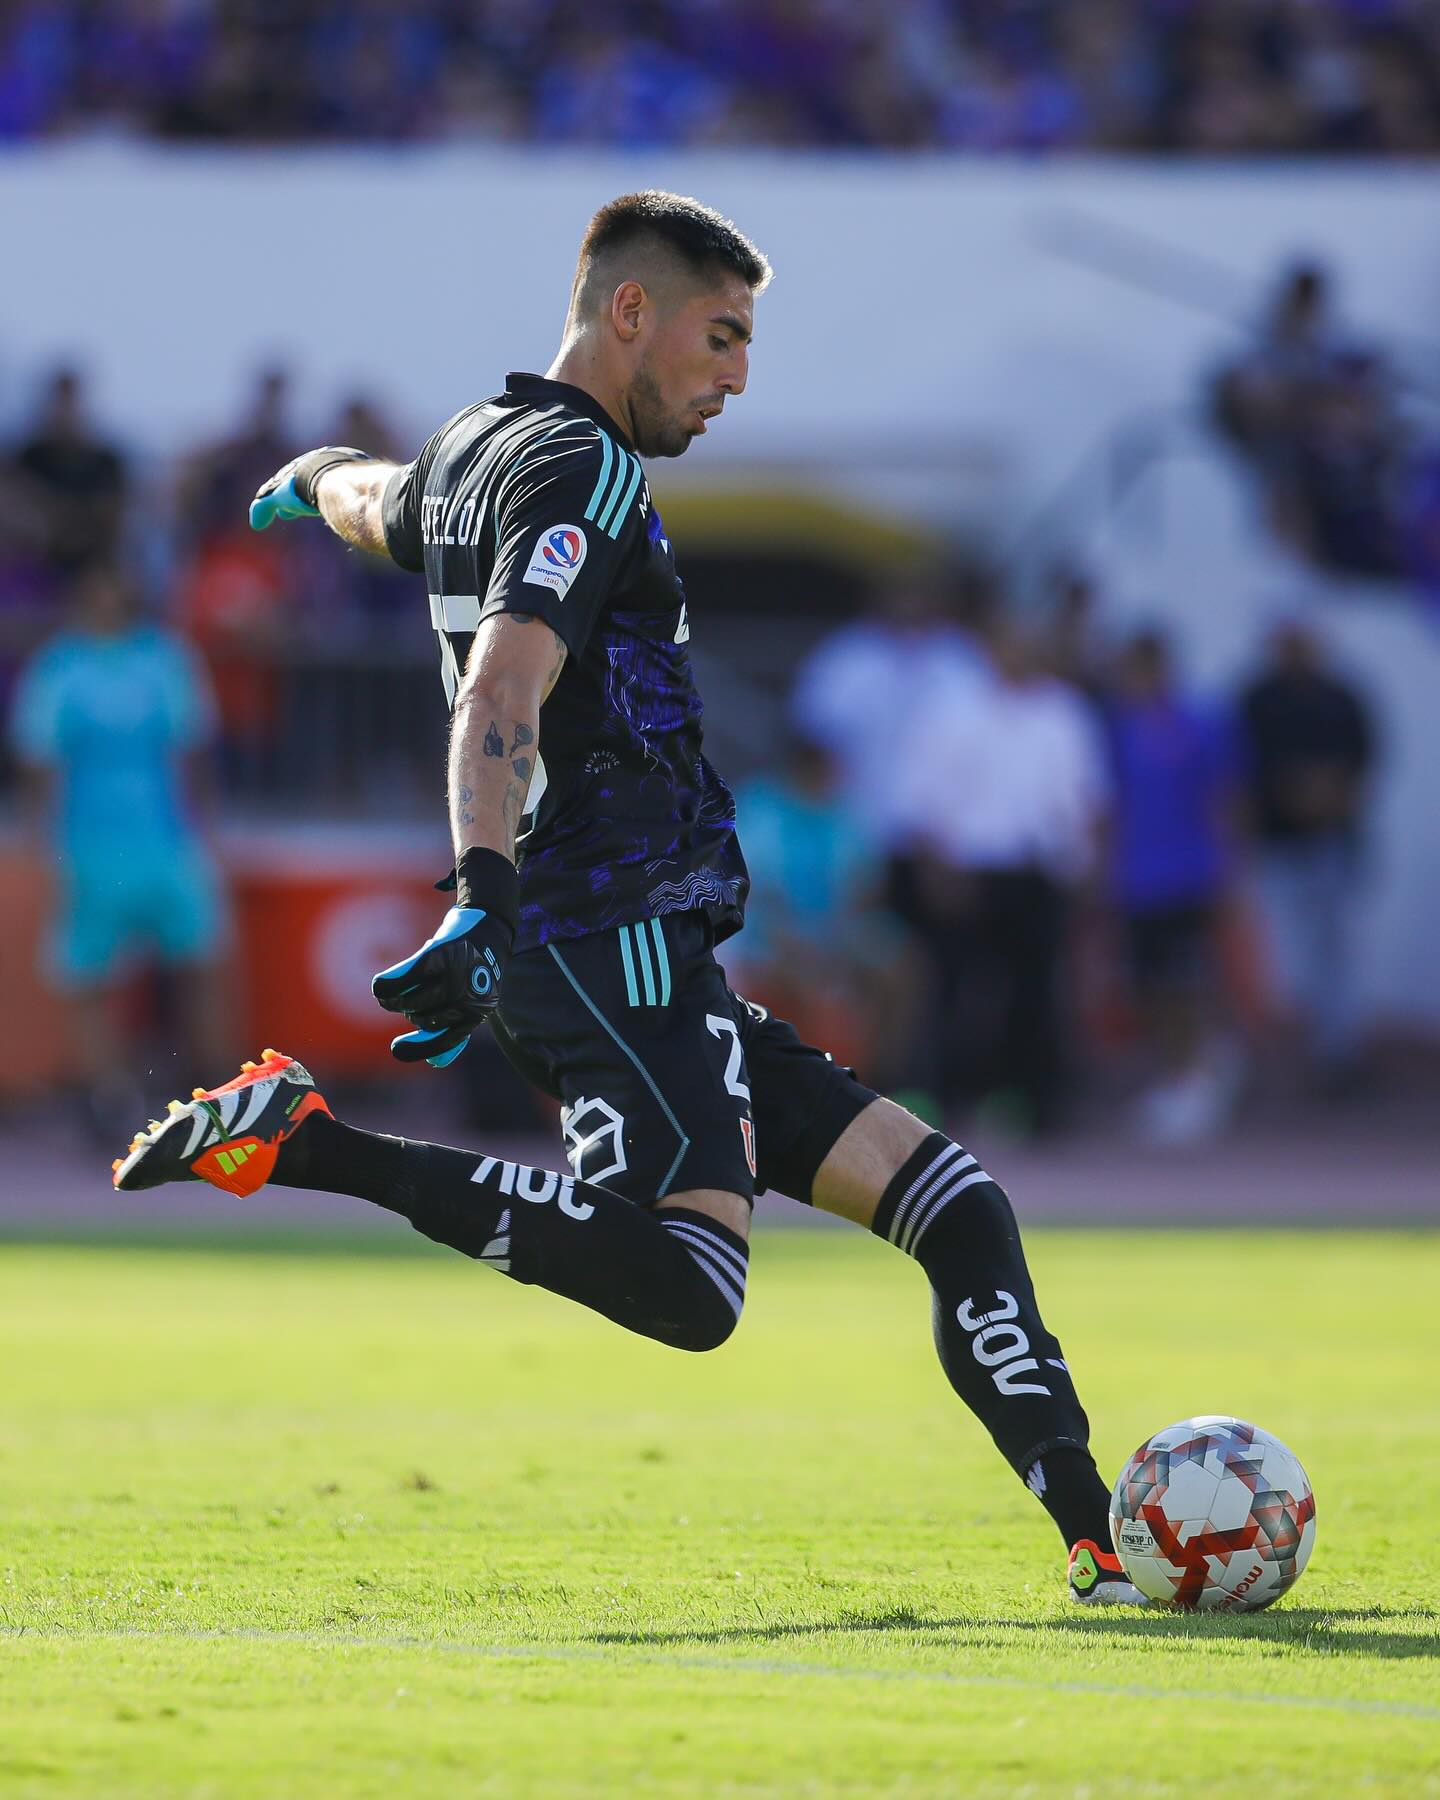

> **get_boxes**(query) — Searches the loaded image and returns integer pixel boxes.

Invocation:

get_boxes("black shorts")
[490,911,878,1207]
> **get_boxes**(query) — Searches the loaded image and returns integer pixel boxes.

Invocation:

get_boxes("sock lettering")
[472,1157,594,1221]
[957,1289,1052,1396]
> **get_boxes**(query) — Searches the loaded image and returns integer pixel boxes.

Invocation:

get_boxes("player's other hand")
[249,446,372,530]
[370,849,520,1068]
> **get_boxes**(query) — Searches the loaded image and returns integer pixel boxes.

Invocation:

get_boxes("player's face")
[628,277,752,459]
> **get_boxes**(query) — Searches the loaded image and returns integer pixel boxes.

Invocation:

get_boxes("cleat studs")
[147,1119,162,1134]
[111,1159,122,1173]
[167,1099,185,1114]
[129,1136,144,1152]
[192,1087,207,1099]
[241,1061,257,1073]
[261,1048,281,1062]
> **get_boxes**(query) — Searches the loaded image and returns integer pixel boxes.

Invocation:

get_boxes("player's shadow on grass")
[587,1607,1440,1663]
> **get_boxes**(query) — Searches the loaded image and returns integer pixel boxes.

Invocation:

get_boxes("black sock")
[873,1132,1112,1548]
[278,1113,747,1353]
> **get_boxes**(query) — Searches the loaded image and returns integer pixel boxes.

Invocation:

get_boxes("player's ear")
[611,280,647,343]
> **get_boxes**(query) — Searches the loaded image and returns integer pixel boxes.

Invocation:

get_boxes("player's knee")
[664,1293,743,1354]
[655,1211,749,1352]
[876,1130,1017,1265]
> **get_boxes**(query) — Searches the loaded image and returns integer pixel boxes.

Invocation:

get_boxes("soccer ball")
[1109,1416,1316,1611]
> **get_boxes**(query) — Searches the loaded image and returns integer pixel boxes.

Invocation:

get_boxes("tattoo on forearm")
[501,778,525,841]
[510,721,534,786]
[483,722,504,758]
[457,782,474,827]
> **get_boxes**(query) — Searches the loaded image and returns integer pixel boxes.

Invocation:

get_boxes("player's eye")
[708,335,728,354]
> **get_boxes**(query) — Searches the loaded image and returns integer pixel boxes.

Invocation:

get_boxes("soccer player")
[113,191,1142,1606]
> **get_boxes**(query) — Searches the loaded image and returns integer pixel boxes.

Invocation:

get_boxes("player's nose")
[719,346,748,397]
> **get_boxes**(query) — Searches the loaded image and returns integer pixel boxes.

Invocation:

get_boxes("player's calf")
[114,1052,748,1354]
[815,1104,1116,1558]
[285,1116,751,1353]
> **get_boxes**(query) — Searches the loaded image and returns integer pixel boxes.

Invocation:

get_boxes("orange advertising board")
[0,827,450,1095]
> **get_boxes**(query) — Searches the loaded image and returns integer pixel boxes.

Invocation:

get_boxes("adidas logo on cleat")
[111,1049,330,1198]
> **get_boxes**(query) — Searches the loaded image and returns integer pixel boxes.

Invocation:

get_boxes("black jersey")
[381,373,749,952]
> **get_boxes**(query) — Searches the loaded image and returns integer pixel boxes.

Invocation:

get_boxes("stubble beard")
[628,356,695,459]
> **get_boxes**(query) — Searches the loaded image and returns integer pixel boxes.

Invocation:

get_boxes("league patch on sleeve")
[522,524,588,597]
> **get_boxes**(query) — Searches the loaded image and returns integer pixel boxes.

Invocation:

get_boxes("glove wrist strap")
[296,446,373,506]
[455,846,519,931]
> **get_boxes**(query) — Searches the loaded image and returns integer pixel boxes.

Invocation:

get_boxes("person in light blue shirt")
[730,732,919,1098]
[10,565,230,1135]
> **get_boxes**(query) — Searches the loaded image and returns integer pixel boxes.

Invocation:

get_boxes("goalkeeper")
[115,190,1142,1606]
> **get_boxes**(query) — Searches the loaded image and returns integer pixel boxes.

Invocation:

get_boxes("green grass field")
[2,1226,1437,1798]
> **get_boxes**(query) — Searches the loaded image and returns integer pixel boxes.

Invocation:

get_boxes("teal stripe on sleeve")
[594,447,632,533]
[599,453,643,537]
[632,917,657,1006]
[650,917,671,1006]
[618,923,640,1008]
[584,431,615,522]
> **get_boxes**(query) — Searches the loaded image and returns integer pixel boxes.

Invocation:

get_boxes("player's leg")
[114,916,754,1353]
[740,1002,1143,1604]
[152,843,235,1078]
[51,862,142,1138]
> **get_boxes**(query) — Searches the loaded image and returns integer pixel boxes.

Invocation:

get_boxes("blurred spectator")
[176,364,294,547]
[730,731,921,1096]
[1103,628,1244,1146]
[891,620,1109,1133]
[8,565,231,1138]
[791,572,989,845]
[2,1,1437,153]
[1399,439,1440,621]
[1213,264,1342,476]
[1290,352,1404,577]
[173,367,299,785]
[1239,618,1376,1090]
[1213,264,1414,580]
[9,366,127,578]
[1041,561,1108,697]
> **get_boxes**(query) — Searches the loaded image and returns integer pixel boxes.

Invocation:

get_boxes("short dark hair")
[574,191,771,308]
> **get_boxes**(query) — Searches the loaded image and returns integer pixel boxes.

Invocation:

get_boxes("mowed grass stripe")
[7,1625,1440,1720]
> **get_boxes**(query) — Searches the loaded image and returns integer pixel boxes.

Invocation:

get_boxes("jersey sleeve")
[480,428,643,660]
[381,425,446,573]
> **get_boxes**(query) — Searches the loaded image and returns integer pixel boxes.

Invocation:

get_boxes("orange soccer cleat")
[111,1050,331,1198]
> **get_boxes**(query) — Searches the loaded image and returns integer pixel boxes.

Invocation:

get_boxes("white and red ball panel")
[1109,1416,1316,1611]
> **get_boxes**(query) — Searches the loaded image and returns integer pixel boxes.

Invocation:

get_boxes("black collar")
[505,372,635,452]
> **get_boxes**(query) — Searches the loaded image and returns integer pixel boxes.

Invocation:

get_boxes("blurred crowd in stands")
[0,350,1385,1146]
[738,567,1377,1146]
[1212,264,1440,604]
[3,0,1440,154]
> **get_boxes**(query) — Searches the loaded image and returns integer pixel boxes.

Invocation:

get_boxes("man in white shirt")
[792,574,990,846]
[891,621,1110,1131]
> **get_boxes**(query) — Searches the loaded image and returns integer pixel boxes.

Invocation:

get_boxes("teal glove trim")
[249,473,319,531]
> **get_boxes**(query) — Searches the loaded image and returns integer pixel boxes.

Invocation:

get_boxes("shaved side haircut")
[571,191,772,319]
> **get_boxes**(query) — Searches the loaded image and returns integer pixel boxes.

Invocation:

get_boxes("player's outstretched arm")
[249,447,399,557]
[312,461,398,557]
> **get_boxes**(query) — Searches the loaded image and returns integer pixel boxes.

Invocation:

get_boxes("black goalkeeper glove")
[249,446,373,529]
[370,848,520,1068]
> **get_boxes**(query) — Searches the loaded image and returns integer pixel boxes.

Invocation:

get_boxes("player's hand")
[249,446,372,531]
[370,849,520,1068]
